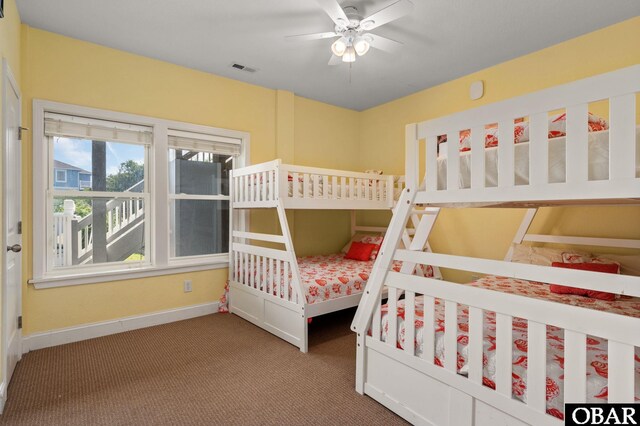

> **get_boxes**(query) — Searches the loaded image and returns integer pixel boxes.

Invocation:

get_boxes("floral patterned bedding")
[300,254,433,304]
[377,275,640,420]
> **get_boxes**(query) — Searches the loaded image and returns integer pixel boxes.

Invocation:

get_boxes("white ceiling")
[17,0,640,111]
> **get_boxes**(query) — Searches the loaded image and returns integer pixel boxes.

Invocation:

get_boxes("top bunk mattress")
[435,127,640,191]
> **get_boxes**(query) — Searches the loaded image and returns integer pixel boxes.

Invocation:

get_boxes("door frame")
[1,58,22,412]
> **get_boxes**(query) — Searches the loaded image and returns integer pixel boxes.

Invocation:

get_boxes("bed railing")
[367,249,639,424]
[406,65,640,206]
[230,230,304,305]
[231,159,395,209]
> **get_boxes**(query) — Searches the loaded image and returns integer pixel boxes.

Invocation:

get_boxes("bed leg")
[355,333,365,394]
[299,317,309,353]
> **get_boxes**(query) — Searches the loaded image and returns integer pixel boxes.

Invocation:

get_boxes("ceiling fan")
[287,0,414,65]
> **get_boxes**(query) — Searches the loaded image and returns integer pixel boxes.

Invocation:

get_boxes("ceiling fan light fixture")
[354,37,370,56]
[342,46,356,63]
[331,38,347,56]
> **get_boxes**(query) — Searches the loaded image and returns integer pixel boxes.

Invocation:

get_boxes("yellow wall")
[359,16,640,282]
[19,27,359,334]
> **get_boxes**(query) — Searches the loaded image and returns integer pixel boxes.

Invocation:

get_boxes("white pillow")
[510,244,591,267]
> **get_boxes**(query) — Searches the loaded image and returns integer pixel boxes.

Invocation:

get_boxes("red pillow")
[550,262,619,301]
[345,242,376,261]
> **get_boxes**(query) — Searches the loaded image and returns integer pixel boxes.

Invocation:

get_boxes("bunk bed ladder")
[273,198,309,352]
[352,187,417,393]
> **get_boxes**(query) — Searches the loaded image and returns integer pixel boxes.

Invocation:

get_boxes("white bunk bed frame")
[352,65,640,425]
[228,159,441,352]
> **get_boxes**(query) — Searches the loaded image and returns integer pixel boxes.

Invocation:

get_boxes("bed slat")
[269,170,275,201]
[349,178,355,201]
[388,287,398,348]
[566,104,589,183]
[446,132,460,191]
[268,258,274,294]
[284,262,290,300]
[564,330,587,403]
[313,175,320,199]
[528,112,548,186]
[607,340,635,402]
[275,260,281,298]
[256,256,262,290]
[422,295,435,363]
[233,174,238,203]
[292,172,300,198]
[332,176,338,199]
[498,120,515,188]
[283,261,289,301]
[404,291,416,356]
[609,94,637,180]
[470,125,485,189]
[468,307,483,385]
[372,292,381,341]
[303,174,310,199]
[426,136,438,192]
[527,320,547,412]
[239,175,245,202]
[495,313,513,396]
[444,300,458,372]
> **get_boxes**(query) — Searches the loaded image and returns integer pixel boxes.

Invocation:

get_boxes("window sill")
[29,261,229,289]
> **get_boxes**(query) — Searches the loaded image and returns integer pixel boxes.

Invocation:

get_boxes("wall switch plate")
[184,280,192,293]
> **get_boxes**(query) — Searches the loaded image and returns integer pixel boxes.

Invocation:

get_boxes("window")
[32,101,249,287]
[168,131,239,261]
[55,169,67,183]
[45,113,151,272]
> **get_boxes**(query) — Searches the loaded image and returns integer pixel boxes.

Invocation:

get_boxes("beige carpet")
[0,309,407,425]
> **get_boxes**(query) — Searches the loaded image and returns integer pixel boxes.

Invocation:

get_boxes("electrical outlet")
[183,280,192,293]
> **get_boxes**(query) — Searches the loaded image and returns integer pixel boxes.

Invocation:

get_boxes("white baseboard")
[22,302,219,353]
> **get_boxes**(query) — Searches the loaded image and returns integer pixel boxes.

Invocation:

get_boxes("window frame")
[31,100,249,288]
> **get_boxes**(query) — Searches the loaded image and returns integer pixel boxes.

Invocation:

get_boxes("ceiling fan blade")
[328,54,342,66]
[367,33,404,53]
[315,0,349,28]
[360,0,414,30]
[285,32,339,42]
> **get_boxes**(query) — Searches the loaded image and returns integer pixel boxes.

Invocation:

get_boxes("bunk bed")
[351,65,640,425]
[228,160,441,352]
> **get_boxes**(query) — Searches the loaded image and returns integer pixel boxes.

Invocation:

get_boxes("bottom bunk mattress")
[235,253,433,305]
[376,276,640,420]
[299,254,433,305]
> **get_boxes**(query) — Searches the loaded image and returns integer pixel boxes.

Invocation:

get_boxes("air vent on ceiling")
[231,63,257,73]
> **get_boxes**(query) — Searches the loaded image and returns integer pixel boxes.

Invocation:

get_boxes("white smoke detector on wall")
[470,81,484,100]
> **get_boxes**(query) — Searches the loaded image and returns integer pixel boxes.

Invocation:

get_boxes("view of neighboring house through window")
[46,113,151,271]
[168,132,239,260]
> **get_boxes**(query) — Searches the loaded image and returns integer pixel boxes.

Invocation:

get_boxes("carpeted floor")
[0,309,407,425]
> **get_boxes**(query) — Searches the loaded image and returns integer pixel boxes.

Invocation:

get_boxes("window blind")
[168,129,241,156]
[44,112,152,145]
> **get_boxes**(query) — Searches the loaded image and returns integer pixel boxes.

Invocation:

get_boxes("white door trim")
[1,58,22,413]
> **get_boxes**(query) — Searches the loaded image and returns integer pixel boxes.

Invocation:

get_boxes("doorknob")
[6,244,21,253]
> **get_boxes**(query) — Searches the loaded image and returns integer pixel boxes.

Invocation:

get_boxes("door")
[3,59,22,394]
